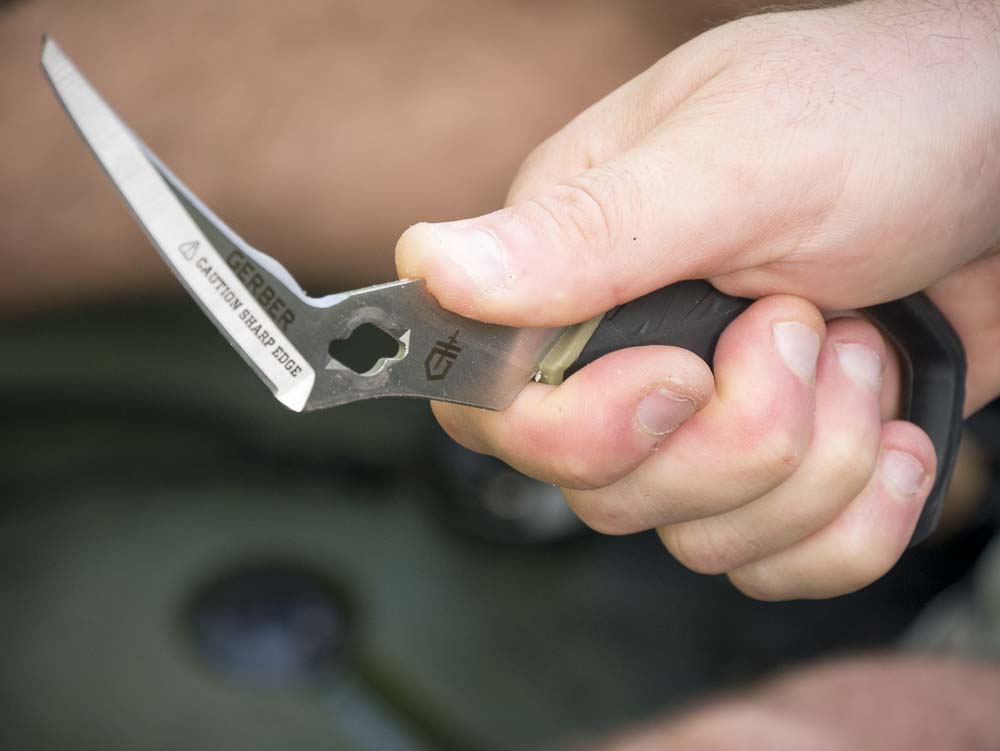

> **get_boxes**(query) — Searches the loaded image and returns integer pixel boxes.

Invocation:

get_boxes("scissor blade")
[41,37,316,410]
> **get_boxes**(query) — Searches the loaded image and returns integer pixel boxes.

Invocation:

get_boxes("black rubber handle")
[565,280,966,544]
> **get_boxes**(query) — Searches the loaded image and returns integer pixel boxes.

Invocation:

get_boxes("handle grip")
[564,280,966,544]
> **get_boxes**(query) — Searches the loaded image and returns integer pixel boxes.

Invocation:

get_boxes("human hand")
[396,0,1000,599]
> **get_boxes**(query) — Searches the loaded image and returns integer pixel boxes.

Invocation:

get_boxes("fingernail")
[426,222,511,294]
[636,389,696,436]
[835,342,882,390]
[881,450,926,497]
[773,322,820,382]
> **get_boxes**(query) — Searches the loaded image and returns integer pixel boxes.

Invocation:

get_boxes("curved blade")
[42,37,561,412]
[41,37,316,410]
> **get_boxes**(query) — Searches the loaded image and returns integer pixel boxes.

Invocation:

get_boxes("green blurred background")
[1,301,996,750]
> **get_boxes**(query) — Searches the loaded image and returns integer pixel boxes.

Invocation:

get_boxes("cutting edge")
[40,36,317,410]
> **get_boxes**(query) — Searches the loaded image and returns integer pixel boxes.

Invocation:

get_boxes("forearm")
[605,657,1000,750]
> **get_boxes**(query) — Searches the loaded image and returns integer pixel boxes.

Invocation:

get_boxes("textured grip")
[566,281,750,369]
[566,281,966,545]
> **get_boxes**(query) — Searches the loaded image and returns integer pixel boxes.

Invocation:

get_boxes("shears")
[41,37,966,542]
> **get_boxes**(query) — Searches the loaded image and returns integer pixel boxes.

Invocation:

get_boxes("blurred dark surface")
[0,300,996,751]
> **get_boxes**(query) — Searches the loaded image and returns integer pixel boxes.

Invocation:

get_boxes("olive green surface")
[0,299,987,750]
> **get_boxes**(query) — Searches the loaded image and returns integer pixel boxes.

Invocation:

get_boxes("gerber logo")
[424,331,462,381]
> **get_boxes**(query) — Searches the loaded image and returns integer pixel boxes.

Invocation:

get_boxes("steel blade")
[42,37,563,412]
[41,37,316,410]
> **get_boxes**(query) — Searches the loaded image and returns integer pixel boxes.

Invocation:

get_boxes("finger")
[396,135,771,327]
[658,316,888,574]
[433,345,713,490]
[562,295,824,534]
[728,421,936,601]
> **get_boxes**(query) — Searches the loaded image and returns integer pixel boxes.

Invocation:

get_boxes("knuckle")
[544,183,615,251]
[727,569,785,602]
[661,521,746,575]
[819,432,877,497]
[728,394,810,489]
[519,138,559,173]
[660,517,756,574]
[835,529,899,593]
[517,420,614,490]
[509,139,564,196]
[773,435,879,537]
[748,420,807,487]
[533,169,635,254]
[519,131,595,180]
[553,452,615,491]
[563,489,639,536]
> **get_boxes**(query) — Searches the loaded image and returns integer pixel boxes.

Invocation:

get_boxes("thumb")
[395,134,777,327]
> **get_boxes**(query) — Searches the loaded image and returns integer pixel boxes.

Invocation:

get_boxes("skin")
[397,0,1000,600]
[595,656,1000,750]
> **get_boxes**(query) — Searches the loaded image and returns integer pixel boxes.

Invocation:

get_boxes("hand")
[397,0,1000,599]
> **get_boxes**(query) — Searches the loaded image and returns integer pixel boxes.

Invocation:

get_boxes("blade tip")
[40,34,61,67]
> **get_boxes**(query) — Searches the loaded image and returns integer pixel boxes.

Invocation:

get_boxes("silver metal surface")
[42,38,561,412]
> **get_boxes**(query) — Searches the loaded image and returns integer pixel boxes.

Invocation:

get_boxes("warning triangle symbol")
[179,241,199,261]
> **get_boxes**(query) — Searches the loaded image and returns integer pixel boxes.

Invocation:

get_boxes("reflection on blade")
[40,37,316,411]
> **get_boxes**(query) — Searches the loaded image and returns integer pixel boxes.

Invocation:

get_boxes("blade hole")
[328,323,403,375]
